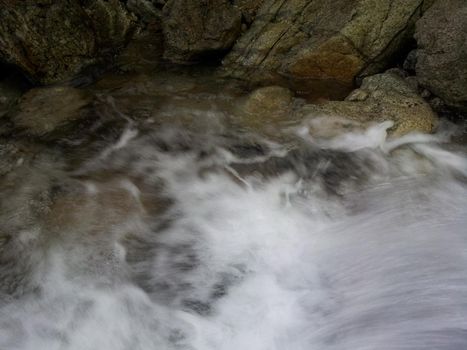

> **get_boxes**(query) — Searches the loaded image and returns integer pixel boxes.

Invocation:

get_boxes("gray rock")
[223,0,434,85]
[162,0,242,63]
[415,0,467,111]
[300,72,438,136]
[0,0,136,85]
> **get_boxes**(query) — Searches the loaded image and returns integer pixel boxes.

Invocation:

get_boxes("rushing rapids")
[0,113,466,350]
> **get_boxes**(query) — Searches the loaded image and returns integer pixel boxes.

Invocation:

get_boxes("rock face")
[223,0,434,85]
[162,0,242,63]
[127,0,164,24]
[301,72,438,136]
[415,0,467,111]
[0,0,135,85]
[234,0,265,25]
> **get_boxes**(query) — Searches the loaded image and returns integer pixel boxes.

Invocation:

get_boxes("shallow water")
[0,75,467,350]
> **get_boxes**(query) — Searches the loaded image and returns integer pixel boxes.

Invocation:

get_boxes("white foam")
[1,123,466,350]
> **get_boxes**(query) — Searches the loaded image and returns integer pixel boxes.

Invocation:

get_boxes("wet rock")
[301,72,438,136]
[234,85,305,137]
[116,26,164,72]
[403,50,418,74]
[234,0,265,26]
[223,0,433,85]
[127,0,164,24]
[162,0,242,63]
[0,0,135,85]
[415,0,467,111]
[0,76,24,120]
[12,86,93,137]
[243,86,294,120]
[0,141,29,176]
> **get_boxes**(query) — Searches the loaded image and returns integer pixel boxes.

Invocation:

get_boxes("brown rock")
[0,0,135,85]
[301,72,438,137]
[13,86,92,137]
[223,0,434,85]
[162,0,242,63]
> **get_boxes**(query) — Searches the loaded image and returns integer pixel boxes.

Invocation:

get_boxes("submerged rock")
[13,86,93,137]
[242,86,294,120]
[223,0,433,85]
[415,0,467,111]
[234,85,305,138]
[0,0,135,85]
[301,72,438,136]
[162,0,242,63]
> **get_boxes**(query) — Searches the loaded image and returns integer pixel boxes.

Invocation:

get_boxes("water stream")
[0,72,466,350]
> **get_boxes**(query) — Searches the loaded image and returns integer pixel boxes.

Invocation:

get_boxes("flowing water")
[0,71,466,350]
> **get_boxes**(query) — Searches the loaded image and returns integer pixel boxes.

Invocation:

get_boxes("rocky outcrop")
[414,0,467,111]
[0,0,135,85]
[301,72,438,136]
[223,0,434,85]
[162,0,242,63]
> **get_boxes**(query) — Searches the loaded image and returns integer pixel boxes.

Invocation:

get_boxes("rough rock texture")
[162,0,242,63]
[13,86,92,137]
[415,0,467,111]
[127,0,165,24]
[223,0,434,85]
[234,0,265,25]
[0,0,135,85]
[301,72,438,136]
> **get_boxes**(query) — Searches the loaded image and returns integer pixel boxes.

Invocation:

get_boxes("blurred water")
[0,120,466,350]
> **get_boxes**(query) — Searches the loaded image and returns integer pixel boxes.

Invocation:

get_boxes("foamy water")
[0,121,466,350]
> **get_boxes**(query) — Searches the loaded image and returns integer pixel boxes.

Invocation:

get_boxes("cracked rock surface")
[222,0,434,85]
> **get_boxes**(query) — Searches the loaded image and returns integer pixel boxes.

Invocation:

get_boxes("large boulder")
[223,0,434,85]
[415,0,467,111]
[301,72,438,136]
[162,0,242,63]
[0,0,135,85]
